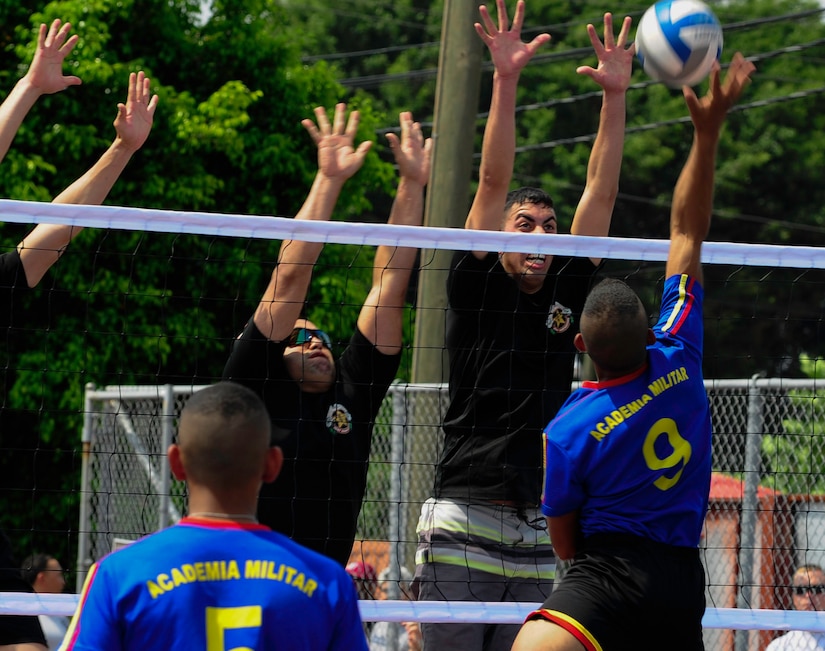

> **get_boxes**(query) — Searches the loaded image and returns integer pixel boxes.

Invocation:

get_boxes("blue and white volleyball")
[635,0,723,88]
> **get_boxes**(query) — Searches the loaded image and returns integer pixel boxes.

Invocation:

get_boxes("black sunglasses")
[793,585,825,595]
[287,327,332,349]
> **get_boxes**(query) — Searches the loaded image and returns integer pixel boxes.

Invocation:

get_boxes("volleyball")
[635,0,723,88]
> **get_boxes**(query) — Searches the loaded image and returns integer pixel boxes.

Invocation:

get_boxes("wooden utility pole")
[399,0,485,572]
[411,0,483,385]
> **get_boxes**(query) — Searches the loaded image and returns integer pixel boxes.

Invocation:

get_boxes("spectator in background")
[346,560,379,602]
[766,564,825,651]
[370,566,421,651]
[20,554,69,650]
[0,17,156,651]
[347,560,378,639]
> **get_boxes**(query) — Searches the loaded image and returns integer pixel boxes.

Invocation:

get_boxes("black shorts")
[0,575,47,646]
[526,534,705,651]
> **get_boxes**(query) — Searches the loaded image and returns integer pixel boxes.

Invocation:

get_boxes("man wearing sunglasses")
[223,103,431,565]
[766,564,825,650]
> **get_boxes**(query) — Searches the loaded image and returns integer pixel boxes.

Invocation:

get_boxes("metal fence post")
[736,374,765,651]
[75,383,96,592]
[158,384,175,530]
[388,382,407,597]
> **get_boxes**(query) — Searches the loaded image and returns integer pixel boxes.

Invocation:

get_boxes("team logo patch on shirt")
[326,403,352,435]
[547,302,573,334]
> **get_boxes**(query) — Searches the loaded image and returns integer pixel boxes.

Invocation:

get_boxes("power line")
[507,84,825,155]
[333,7,824,86]
[303,41,439,63]
[301,3,654,63]
[373,37,825,139]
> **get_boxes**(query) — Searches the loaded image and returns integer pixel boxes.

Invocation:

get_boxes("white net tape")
[2,198,823,269]
[3,593,825,631]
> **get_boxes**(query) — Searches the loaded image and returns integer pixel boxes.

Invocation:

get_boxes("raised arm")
[253,103,371,341]
[17,71,158,287]
[0,19,81,164]
[466,0,550,243]
[357,112,432,353]
[569,13,634,263]
[666,53,755,283]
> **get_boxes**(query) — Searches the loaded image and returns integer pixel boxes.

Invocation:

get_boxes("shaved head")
[177,382,271,490]
[580,278,649,374]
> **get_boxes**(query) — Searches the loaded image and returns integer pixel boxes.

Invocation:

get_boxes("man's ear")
[168,444,186,481]
[263,446,284,484]
[574,332,587,353]
[647,328,656,345]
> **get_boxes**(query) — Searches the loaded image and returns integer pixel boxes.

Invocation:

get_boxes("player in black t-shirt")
[223,106,431,565]
[412,2,635,650]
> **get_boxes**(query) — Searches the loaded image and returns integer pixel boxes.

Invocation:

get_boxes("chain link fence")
[79,379,825,650]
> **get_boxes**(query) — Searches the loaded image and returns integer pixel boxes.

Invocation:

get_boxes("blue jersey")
[541,274,712,548]
[61,518,368,651]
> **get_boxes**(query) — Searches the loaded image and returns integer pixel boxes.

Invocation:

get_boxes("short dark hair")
[183,381,268,423]
[178,382,272,487]
[504,187,554,215]
[20,553,53,586]
[581,278,649,373]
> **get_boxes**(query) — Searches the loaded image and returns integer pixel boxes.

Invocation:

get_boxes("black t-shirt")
[436,250,597,505]
[222,320,400,565]
[0,250,29,581]
[0,249,27,287]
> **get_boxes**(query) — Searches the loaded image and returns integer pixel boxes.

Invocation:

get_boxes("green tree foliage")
[762,394,825,495]
[760,357,825,494]
[310,0,825,380]
[4,0,825,570]
[0,0,397,569]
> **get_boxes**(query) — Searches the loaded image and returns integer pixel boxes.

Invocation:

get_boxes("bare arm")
[17,71,158,287]
[357,112,432,353]
[547,511,579,561]
[466,0,550,249]
[0,19,81,164]
[253,104,371,341]
[666,53,755,282]
[569,14,634,264]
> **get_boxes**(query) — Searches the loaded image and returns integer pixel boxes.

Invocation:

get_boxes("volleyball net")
[2,199,825,650]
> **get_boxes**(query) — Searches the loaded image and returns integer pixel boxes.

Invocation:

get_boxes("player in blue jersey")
[61,382,368,651]
[511,53,756,651]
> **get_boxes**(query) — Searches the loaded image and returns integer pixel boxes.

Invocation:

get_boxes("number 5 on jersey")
[206,605,262,651]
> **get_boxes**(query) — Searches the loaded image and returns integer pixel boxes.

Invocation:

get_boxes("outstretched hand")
[577,13,634,93]
[23,19,82,95]
[114,71,158,153]
[475,0,551,79]
[683,53,756,135]
[386,112,432,187]
[302,103,372,182]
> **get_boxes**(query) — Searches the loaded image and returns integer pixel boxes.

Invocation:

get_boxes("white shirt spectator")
[766,630,825,651]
